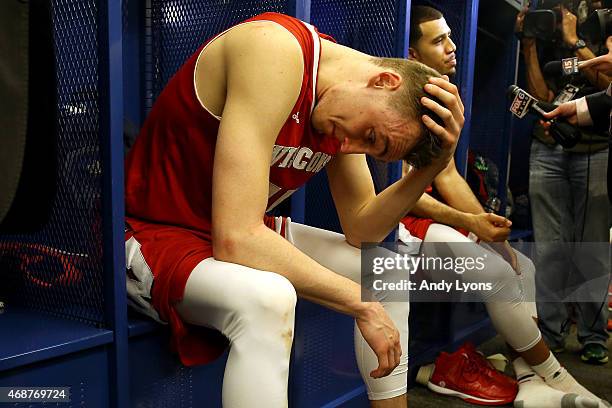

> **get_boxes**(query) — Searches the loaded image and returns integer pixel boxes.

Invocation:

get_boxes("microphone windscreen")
[506,84,520,99]
[543,60,562,77]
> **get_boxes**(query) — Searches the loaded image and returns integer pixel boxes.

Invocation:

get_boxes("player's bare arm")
[212,22,361,318]
[210,23,400,378]
[328,77,464,246]
[408,157,484,221]
[433,157,484,214]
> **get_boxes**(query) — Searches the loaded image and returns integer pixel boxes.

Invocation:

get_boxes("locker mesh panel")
[469,11,517,186]
[470,35,514,169]
[0,0,106,326]
[145,0,289,111]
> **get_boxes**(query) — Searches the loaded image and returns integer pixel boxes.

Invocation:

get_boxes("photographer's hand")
[560,5,579,47]
[515,6,536,47]
[514,6,528,37]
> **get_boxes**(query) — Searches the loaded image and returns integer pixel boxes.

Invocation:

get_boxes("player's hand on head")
[420,77,464,168]
[355,303,402,378]
[440,75,464,114]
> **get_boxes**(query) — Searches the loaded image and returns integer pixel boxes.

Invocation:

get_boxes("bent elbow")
[345,236,362,249]
[212,223,264,263]
[212,231,243,263]
[433,173,452,190]
[344,230,385,248]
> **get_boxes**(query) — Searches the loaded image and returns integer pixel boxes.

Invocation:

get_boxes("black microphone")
[507,85,581,148]
[543,61,564,77]
[542,58,584,77]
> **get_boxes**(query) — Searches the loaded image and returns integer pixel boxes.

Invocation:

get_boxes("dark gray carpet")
[407,328,612,408]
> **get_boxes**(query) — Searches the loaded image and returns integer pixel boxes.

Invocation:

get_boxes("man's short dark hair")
[409,6,443,47]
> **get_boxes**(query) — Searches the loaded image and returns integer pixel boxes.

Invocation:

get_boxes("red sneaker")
[459,342,518,389]
[427,348,518,406]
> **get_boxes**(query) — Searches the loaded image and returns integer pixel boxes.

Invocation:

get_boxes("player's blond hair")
[371,57,444,168]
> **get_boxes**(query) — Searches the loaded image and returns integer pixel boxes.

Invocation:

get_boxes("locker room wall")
[0,1,520,406]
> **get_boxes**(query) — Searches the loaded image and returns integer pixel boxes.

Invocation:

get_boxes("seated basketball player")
[402,6,608,408]
[124,11,464,408]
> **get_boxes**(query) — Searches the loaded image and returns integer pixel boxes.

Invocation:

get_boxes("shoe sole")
[580,355,609,364]
[415,364,435,386]
[427,382,515,406]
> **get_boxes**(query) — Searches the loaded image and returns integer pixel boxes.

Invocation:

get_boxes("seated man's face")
[410,17,457,76]
[330,102,421,163]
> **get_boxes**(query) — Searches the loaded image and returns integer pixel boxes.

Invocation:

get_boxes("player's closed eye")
[368,130,377,144]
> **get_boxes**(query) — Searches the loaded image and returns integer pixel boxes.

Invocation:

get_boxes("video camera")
[580,8,612,44]
[523,0,612,44]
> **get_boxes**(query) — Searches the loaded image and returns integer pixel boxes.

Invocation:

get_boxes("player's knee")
[243,273,297,323]
[518,252,535,275]
[483,254,521,299]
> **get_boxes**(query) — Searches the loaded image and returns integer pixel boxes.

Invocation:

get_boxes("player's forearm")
[410,193,475,231]
[343,165,443,245]
[213,224,370,317]
[435,174,484,215]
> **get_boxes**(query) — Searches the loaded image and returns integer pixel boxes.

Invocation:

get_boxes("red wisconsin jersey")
[124,13,338,366]
[125,12,339,235]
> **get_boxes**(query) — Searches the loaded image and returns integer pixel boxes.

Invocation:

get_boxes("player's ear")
[368,71,402,90]
[339,136,359,154]
[408,47,419,60]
